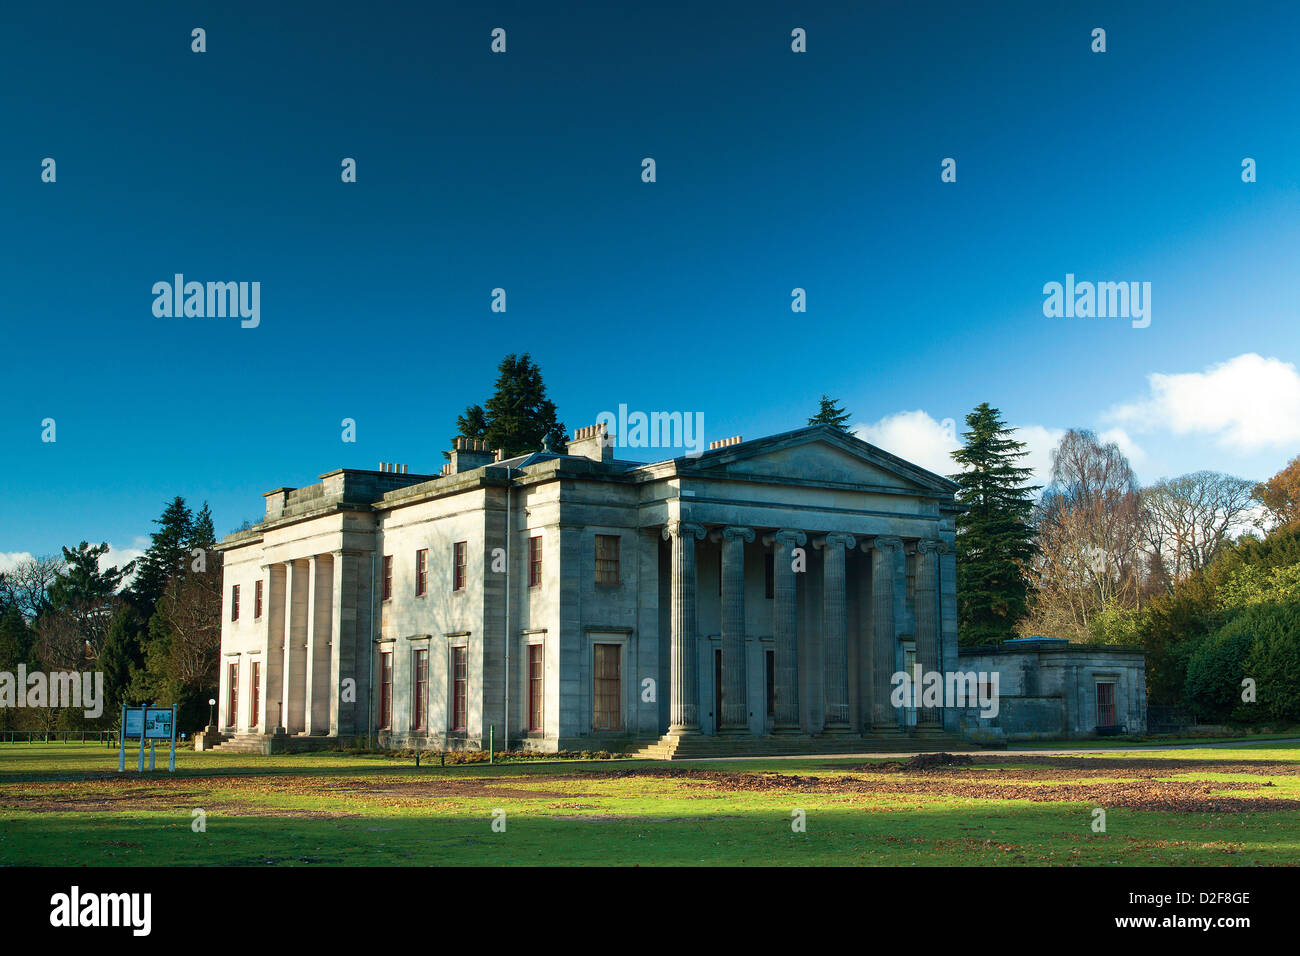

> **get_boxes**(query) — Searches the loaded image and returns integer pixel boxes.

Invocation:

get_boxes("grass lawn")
[1,742,1298,866]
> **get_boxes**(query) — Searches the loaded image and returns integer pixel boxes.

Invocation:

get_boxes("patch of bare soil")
[577,759,1300,813]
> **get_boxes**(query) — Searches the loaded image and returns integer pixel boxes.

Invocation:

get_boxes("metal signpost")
[119,704,176,772]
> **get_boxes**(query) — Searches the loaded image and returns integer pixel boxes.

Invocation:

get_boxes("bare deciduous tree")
[1140,471,1255,585]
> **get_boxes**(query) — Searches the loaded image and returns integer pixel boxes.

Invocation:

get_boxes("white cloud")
[102,542,146,585]
[1105,353,1300,451]
[854,410,959,477]
[1098,427,1147,468]
[0,552,35,576]
[854,411,1068,489]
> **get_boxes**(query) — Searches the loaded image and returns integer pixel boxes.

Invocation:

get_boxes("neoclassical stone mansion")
[212,423,969,755]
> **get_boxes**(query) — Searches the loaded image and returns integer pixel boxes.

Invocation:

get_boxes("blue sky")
[2,0,1299,570]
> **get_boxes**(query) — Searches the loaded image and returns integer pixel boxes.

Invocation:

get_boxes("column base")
[667,724,700,736]
[771,724,805,736]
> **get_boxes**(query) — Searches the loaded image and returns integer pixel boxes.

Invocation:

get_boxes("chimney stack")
[569,423,614,463]
[447,436,495,474]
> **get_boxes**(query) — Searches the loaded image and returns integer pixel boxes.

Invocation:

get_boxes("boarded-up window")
[529,535,543,587]
[382,556,393,601]
[595,535,620,586]
[249,661,261,728]
[254,579,264,619]
[593,643,621,731]
[226,662,239,728]
[453,542,467,591]
[379,651,393,729]
[1097,681,1117,727]
[412,649,428,730]
[415,549,428,596]
[231,584,240,622]
[452,646,468,731]
[528,644,544,731]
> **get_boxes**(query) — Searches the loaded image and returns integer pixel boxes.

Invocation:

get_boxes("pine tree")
[808,395,852,431]
[949,402,1039,644]
[131,497,193,609]
[97,607,143,715]
[455,354,567,458]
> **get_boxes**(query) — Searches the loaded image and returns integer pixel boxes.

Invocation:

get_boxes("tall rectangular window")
[382,555,393,601]
[764,553,775,599]
[249,661,261,728]
[415,549,428,596]
[529,535,543,587]
[765,650,775,718]
[226,662,239,728]
[595,535,620,586]
[378,651,393,730]
[592,643,621,731]
[1097,682,1117,727]
[453,541,467,591]
[452,646,468,731]
[230,584,240,622]
[412,649,428,731]
[254,579,264,619]
[528,644,544,732]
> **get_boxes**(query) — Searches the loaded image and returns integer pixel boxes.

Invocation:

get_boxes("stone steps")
[630,731,965,760]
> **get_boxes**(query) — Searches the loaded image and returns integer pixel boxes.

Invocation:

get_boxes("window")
[230,584,240,622]
[452,646,468,731]
[764,553,775,599]
[595,535,620,586]
[249,661,261,728]
[765,650,775,718]
[415,549,428,596]
[382,555,393,601]
[254,579,264,619]
[226,662,239,728]
[453,542,467,591]
[412,649,428,731]
[529,535,543,587]
[528,644,544,731]
[1097,682,1117,727]
[718,549,723,595]
[592,643,621,731]
[378,651,393,730]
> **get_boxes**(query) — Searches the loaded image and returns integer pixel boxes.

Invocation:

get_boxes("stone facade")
[955,639,1148,743]
[213,423,972,752]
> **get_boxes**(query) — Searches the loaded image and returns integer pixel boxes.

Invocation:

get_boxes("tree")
[948,403,1038,644]
[1027,430,1144,639]
[0,554,63,620]
[1252,454,1300,532]
[454,354,567,458]
[130,497,194,609]
[97,606,144,716]
[1139,472,1255,587]
[808,395,852,431]
[45,542,133,659]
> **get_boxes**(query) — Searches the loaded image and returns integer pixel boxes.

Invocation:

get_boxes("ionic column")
[915,540,947,721]
[662,520,705,734]
[265,564,286,734]
[283,559,308,734]
[304,555,320,735]
[719,526,754,732]
[872,536,903,729]
[817,533,856,733]
[768,529,806,733]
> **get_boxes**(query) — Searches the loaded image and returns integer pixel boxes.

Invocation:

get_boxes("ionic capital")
[815,533,857,551]
[662,520,706,542]
[872,535,904,553]
[764,529,807,548]
[916,538,950,556]
[721,525,755,544]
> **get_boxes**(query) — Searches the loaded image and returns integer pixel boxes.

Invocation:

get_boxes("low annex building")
[209,424,972,755]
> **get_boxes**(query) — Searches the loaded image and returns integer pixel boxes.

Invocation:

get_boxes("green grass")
[1,743,1298,866]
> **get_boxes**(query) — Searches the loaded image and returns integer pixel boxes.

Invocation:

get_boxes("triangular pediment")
[679,425,958,495]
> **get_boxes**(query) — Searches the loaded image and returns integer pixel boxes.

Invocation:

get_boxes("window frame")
[254,579,264,619]
[382,555,393,602]
[378,650,393,730]
[451,645,468,731]
[230,584,240,622]
[412,648,428,731]
[592,642,622,731]
[453,541,467,591]
[594,534,621,587]
[415,548,428,597]
[528,535,543,588]
[528,643,544,732]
